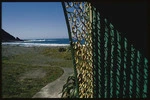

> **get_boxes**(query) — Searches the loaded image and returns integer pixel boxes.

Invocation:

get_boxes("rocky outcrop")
[1,29,23,42]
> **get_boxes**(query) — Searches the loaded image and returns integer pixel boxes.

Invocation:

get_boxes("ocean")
[2,38,70,47]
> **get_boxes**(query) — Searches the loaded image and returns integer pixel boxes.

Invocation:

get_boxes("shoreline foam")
[2,42,70,47]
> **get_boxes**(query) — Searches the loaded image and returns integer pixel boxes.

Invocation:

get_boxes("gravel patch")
[19,68,47,81]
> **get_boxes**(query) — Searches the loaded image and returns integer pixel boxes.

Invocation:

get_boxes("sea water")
[2,38,70,47]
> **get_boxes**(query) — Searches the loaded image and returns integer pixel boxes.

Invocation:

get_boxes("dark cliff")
[1,29,23,42]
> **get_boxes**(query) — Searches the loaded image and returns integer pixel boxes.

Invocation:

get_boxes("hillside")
[1,29,23,42]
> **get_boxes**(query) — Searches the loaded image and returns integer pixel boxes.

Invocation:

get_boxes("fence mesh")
[62,2,149,98]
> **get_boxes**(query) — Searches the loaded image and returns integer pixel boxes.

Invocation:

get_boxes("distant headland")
[1,29,23,42]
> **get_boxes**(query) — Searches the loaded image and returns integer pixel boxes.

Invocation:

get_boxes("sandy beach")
[2,45,74,98]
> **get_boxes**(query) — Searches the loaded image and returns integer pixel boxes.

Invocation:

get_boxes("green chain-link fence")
[62,2,149,98]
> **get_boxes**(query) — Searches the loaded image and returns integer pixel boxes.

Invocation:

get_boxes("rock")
[1,29,23,42]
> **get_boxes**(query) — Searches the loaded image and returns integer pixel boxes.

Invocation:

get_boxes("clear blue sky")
[2,2,68,39]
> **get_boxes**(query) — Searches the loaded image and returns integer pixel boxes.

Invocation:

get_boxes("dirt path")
[32,67,74,98]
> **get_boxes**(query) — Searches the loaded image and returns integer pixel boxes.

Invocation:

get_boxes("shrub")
[58,47,66,52]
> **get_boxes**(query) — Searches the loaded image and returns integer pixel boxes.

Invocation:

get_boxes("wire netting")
[62,2,149,98]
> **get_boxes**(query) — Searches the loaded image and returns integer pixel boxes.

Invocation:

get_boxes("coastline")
[2,42,70,47]
[2,38,70,47]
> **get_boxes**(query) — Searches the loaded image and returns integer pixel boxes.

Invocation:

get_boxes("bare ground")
[19,68,47,81]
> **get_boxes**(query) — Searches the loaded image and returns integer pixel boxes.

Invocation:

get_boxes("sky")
[2,2,68,39]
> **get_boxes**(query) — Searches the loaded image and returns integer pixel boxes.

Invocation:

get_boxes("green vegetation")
[42,47,72,60]
[2,46,73,98]
[42,47,73,67]
[61,75,77,98]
